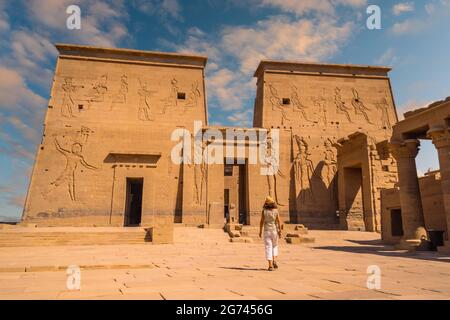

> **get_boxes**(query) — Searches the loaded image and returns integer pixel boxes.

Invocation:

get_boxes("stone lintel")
[254,60,391,79]
[55,43,208,68]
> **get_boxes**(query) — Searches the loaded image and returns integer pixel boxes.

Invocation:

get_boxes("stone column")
[428,126,450,240]
[390,139,427,241]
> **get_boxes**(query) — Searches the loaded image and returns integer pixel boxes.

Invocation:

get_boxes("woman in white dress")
[259,196,282,271]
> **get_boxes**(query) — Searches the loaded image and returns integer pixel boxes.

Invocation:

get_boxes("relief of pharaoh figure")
[61,77,83,118]
[376,95,392,129]
[47,135,98,202]
[263,135,285,206]
[312,89,327,125]
[189,137,207,206]
[291,85,310,122]
[334,87,352,123]
[351,88,373,124]
[137,79,155,121]
[323,138,338,201]
[268,84,289,125]
[293,135,315,202]
[112,74,128,104]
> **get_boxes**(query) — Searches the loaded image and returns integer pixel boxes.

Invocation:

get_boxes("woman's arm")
[276,213,282,237]
[259,210,265,238]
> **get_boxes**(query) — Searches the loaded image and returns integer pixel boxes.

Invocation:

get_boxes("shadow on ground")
[314,239,450,263]
[219,266,267,271]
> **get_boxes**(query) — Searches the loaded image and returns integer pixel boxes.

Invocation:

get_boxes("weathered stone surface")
[20,44,409,243]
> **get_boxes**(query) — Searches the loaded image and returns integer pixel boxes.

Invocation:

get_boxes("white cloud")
[27,0,129,47]
[227,109,253,127]
[0,66,46,113]
[425,3,436,15]
[133,0,182,20]
[397,100,433,120]
[391,19,426,35]
[392,2,415,16]
[221,16,354,74]
[376,48,398,66]
[0,1,9,33]
[257,0,366,16]
[170,5,357,117]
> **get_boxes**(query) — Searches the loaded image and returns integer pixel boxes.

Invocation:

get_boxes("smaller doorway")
[390,209,404,237]
[124,178,143,226]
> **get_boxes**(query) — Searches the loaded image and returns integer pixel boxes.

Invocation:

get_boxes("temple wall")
[23,48,207,227]
[253,66,398,227]
[381,172,447,243]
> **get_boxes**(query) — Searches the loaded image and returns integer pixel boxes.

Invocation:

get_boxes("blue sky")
[0,0,449,219]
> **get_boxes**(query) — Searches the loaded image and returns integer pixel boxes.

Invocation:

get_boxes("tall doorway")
[343,167,366,231]
[124,178,143,226]
[224,161,249,225]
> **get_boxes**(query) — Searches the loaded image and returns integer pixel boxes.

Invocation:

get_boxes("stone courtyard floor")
[0,228,449,300]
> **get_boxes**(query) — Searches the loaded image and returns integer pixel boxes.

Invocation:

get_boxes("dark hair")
[263,202,277,210]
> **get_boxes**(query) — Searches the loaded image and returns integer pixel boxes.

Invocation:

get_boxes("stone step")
[285,235,315,244]
[230,237,254,243]
[0,227,150,247]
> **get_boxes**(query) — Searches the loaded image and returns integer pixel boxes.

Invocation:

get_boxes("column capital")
[427,126,450,149]
[389,139,420,159]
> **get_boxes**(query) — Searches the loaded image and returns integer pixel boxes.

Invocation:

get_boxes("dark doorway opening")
[343,167,366,231]
[238,164,248,225]
[224,188,230,222]
[223,160,249,225]
[124,178,143,226]
[390,209,404,236]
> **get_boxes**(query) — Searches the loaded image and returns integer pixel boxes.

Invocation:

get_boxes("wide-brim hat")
[265,196,275,204]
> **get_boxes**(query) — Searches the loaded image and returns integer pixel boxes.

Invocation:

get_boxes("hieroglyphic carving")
[186,81,201,109]
[351,88,373,124]
[44,130,98,202]
[162,78,179,114]
[334,87,352,123]
[375,94,392,129]
[61,77,83,118]
[267,84,289,125]
[291,85,310,122]
[111,74,128,105]
[86,74,108,104]
[312,89,327,125]
[293,135,315,201]
[79,126,93,144]
[263,134,285,206]
[137,78,156,121]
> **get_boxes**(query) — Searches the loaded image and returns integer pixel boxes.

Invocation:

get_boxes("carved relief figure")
[293,135,315,201]
[189,138,206,206]
[334,87,352,123]
[163,78,179,114]
[186,81,201,109]
[268,84,289,125]
[48,134,98,202]
[312,89,327,125]
[291,85,310,122]
[375,95,392,129]
[263,135,285,206]
[137,78,155,121]
[112,74,128,104]
[351,88,373,124]
[61,77,83,118]
[323,138,338,201]
[87,74,108,104]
